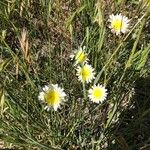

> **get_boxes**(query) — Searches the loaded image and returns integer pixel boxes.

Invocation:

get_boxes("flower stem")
[82,81,87,100]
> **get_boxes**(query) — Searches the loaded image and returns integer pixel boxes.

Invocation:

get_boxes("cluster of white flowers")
[38,45,108,111]
[71,46,108,104]
[38,12,133,111]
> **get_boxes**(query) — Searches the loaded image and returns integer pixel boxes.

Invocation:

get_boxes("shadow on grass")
[109,76,150,150]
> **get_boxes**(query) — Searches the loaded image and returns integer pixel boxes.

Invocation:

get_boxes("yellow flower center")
[44,90,60,106]
[80,66,91,81]
[93,87,104,101]
[75,50,86,64]
[112,19,124,31]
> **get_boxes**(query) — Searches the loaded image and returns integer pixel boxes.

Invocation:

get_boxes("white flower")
[76,64,95,83]
[38,84,66,111]
[109,14,130,35]
[70,46,88,65]
[88,84,107,103]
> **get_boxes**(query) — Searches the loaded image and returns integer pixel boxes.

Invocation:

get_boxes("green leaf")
[0,59,11,72]
[0,88,5,117]
[135,44,150,70]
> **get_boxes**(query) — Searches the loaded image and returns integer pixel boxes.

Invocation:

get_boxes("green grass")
[0,0,150,149]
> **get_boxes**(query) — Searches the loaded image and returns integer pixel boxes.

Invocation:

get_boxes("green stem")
[82,81,87,100]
